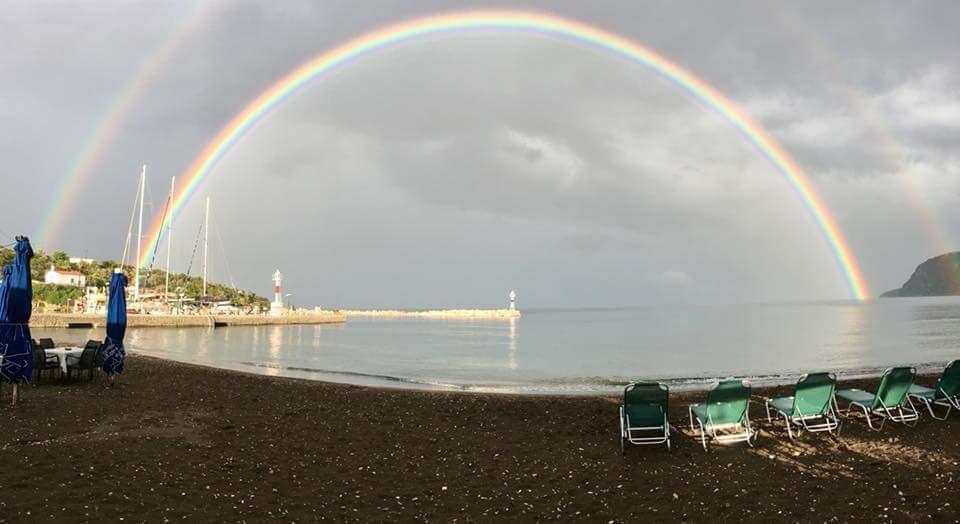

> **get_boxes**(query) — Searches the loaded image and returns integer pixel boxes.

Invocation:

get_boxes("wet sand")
[0,355,957,522]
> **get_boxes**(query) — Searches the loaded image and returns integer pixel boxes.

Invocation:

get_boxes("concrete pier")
[31,311,346,329]
[341,309,520,319]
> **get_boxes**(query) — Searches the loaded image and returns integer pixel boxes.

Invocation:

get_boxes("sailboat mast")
[202,196,210,300]
[134,164,146,303]
[164,176,175,305]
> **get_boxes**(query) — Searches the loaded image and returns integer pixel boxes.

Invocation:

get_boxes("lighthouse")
[509,290,517,311]
[270,269,284,316]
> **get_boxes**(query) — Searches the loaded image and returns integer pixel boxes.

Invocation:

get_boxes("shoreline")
[1,354,957,521]
[342,308,520,319]
[30,311,346,328]
[121,347,956,395]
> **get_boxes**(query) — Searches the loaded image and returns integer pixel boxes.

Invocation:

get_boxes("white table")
[42,347,82,374]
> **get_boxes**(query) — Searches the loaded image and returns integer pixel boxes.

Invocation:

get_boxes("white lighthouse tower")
[509,290,517,311]
[270,269,284,316]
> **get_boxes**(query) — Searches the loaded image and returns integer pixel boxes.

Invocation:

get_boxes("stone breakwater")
[342,309,520,319]
[31,311,346,328]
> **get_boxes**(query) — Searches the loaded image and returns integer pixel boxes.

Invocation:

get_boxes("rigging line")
[147,192,171,271]
[183,220,204,279]
[119,173,143,269]
[211,212,237,291]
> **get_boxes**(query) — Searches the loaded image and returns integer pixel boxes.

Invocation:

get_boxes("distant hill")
[881,252,960,297]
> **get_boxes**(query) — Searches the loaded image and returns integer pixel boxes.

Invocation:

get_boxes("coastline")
[30,310,346,328]
[1,354,957,521]
[342,308,520,319]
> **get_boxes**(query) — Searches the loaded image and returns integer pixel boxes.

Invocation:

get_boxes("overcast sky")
[2,0,958,308]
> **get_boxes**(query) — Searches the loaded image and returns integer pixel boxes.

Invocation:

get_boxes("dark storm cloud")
[1,0,958,305]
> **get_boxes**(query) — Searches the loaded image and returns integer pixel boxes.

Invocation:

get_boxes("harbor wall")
[31,311,346,329]
[342,309,520,319]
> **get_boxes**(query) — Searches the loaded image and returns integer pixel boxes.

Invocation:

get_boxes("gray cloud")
[1,0,958,306]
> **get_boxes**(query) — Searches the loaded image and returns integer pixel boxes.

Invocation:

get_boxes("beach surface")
[0,356,957,522]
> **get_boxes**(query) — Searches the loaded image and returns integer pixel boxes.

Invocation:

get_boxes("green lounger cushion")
[624,403,664,427]
[623,382,669,428]
[836,388,875,405]
[792,372,837,416]
[767,396,795,414]
[908,384,937,400]
[875,367,916,407]
[691,403,708,421]
[691,403,744,428]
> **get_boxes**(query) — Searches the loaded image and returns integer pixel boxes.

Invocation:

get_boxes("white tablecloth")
[42,347,82,374]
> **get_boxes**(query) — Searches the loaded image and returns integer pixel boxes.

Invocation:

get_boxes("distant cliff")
[881,252,960,297]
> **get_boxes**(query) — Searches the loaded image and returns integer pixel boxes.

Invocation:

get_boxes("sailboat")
[117,165,146,314]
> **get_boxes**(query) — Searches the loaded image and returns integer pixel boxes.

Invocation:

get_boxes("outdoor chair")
[66,346,100,381]
[835,367,918,431]
[688,379,756,451]
[619,381,671,452]
[908,360,960,420]
[32,349,60,382]
[83,340,103,351]
[38,338,55,350]
[765,372,840,439]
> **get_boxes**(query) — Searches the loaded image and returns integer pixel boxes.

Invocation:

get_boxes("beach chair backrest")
[78,347,98,369]
[792,372,836,417]
[705,380,751,425]
[39,338,54,349]
[624,382,669,426]
[874,367,916,409]
[936,360,960,398]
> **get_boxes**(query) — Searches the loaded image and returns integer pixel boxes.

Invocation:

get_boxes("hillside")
[881,252,960,297]
[0,246,269,308]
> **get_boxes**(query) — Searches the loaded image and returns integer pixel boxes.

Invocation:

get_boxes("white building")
[69,257,95,265]
[44,265,86,287]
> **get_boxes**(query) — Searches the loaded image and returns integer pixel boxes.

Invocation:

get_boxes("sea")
[32,297,960,395]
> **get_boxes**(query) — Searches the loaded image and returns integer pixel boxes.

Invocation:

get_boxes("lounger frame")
[619,407,671,451]
[764,399,840,439]
[687,404,756,451]
[908,386,960,420]
[764,373,841,439]
[619,382,671,451]
[844,395,919,431]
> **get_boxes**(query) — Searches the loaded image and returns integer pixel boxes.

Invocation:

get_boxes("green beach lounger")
[619,382,670,452]
[908,360,960,420]
[835,367,918,431]
[764,372,840,439]
[688,379,755,451]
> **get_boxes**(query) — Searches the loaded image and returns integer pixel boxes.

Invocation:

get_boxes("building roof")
[50,269,84,277]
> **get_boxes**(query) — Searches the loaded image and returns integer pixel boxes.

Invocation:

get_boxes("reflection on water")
[32,297,960,394]
[508,317,517,371]
[268,326,282,359]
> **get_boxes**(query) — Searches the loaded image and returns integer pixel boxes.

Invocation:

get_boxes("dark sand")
[1,355,958,522]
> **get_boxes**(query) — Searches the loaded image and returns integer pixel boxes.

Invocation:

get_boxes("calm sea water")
[33,297,960,394]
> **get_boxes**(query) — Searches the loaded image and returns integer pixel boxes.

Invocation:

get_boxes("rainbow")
[36,1,223,249]
[138,9,869,299]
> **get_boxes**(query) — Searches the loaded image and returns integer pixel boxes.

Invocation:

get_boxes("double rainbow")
[137,9,869,299]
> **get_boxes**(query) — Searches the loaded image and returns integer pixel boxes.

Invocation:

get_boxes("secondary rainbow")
[37,1,224,249]
[138,9,869,299]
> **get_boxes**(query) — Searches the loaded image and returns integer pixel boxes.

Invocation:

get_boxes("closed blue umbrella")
[0,237,34,388]
[0,265,11,321]
[101,270,127,375]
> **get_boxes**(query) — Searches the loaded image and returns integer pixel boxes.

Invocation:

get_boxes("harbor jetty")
[31,310,345,329]
[342,309,520,319]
